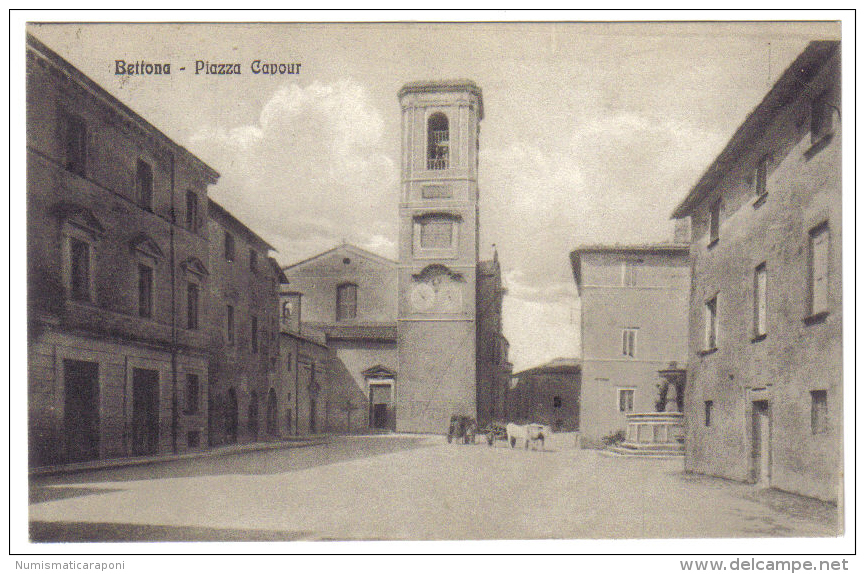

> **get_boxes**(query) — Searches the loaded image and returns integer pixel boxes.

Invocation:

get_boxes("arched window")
[427,113,449,170]
[336,283,358,321]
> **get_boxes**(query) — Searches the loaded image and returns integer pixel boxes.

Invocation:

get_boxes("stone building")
[671,41,841,502]
[569,244,690,447]
[206,200,281,445]
[26,34,219,464]
[506,358,581,431]
[476,251,512,426]
[281,244,397,432]
[278,330,331,435]
[397,80,509,433]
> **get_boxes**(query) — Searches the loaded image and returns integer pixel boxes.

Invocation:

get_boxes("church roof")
[282,243,397,272]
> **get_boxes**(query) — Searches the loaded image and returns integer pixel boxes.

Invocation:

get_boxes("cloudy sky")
[27,21,840,371]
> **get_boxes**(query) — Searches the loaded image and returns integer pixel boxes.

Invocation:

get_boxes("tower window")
[420,219,453,249]
[427,113,449,170]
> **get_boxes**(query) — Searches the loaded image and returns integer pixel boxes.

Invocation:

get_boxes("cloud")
[190,79,398,264]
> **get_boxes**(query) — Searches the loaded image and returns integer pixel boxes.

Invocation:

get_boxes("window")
[185,374,199,414]
[754,263,768,338]
[185,190,198,232]
[187,430,200,448]
[622,328,638,358]
[811,390,828,434]
[337,283,358,321]
[69,237,92,302]
[186,283,199,330]
[704,401,713,426]
[286,352,293,372]
[808,223,829,318]
[226,304,234,344]
[553,396,562,408]
[703,296,718,351]
[136,160,153,211]
[251,315,259,353]
[224,232,235,262]
[621,261,637,287]
[618,389,635,413]
[427,113,449,170]
[709,198,721,245]
[811,92,835,143]
[64,114,87,177]
[420,219,453,249]
[137,263,153,318]
[249,249,258,273]
[754,156,769,198]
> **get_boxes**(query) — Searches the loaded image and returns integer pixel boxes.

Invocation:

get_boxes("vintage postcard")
[12,14,851,559]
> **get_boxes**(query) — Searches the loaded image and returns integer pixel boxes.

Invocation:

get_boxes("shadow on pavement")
[30,521,316,542]
[30,436,437,492]
[29,486,125,504]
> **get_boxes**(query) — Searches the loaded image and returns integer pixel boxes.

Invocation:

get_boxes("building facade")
[506,358,581,431]
[27,34,219,465]
[671,42,841,502]
[206,200,281,446]
[570,244,690,447]
[396,80,485,433]
[277,330,332,435]
[281,244,397,432]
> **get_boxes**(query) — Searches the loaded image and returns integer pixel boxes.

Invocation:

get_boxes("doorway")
[63,359,100,462]
[266,388,278,436]
[369,383,394,430]
[131,368,159,456]
[225,388,238,443]
[751,400,771,485]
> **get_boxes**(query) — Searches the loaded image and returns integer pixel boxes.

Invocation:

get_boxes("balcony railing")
[430,130,449,144]
[427,158,449,170]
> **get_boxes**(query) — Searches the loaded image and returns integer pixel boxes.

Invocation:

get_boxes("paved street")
[29,434,838,542]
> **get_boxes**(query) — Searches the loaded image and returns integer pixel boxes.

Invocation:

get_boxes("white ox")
[506,423,551,450]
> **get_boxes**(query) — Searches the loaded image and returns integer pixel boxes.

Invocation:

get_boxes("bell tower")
[396,80,483,433]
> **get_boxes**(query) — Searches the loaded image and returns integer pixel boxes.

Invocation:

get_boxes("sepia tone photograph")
[15,15,848,550]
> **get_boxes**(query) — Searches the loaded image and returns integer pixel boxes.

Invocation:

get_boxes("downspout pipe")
[169,152,178,454]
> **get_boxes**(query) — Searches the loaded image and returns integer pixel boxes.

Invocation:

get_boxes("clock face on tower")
[409,268,463,313]
[409,283,435,312]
